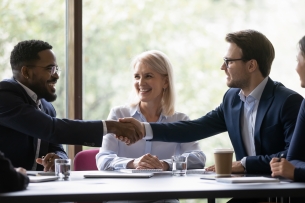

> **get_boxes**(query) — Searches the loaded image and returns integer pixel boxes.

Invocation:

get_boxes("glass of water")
[172,155,188,176]
[55,159,71,180]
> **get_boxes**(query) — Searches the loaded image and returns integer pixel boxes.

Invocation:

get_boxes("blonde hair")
[129,50,175,116]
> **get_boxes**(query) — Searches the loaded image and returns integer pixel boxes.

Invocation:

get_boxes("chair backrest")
[74,149,99,171]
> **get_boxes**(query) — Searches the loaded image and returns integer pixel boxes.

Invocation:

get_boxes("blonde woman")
[96,50,205,172]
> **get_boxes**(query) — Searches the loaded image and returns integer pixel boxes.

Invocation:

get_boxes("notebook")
[200,174,243,180]
[84,171,154,178]
[27,171,55,176]
[120,169,163,173]
[29,176,59,183]
[119,169,207,174]
[216,176,280,183]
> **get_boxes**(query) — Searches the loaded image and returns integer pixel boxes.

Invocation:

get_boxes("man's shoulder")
[0,78,18,89]
[223,88,240,100]
[270,80,301,97]
[0,79,24,95]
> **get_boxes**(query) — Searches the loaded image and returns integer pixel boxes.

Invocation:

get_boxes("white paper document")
[29,176,59,183]
[216,176,280,183]
[84,171,154,178]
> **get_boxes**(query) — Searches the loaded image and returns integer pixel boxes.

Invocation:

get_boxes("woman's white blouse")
[96,105,206,171]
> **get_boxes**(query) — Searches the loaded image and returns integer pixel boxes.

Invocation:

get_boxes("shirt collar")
[15,79,41,106]
[239,77,269,103]
[130,103,167,120]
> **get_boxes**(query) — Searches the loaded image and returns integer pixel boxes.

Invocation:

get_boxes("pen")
[278,153,284,162]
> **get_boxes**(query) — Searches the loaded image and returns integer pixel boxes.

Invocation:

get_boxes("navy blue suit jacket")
[150,78,303,174]
[0,79,104,170]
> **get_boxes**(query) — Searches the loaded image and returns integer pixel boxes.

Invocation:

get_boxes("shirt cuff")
[102,120,107,135]
[143,122,153,140]
[241,157,247,169]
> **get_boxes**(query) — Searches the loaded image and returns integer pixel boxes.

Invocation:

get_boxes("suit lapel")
[37,102,50,170]
[254,78,275,155]
[231,91,248,157]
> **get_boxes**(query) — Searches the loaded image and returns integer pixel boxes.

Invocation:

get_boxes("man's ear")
[248,59,258,73]
[21,66,30,79]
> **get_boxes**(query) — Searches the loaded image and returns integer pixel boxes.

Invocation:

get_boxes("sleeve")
[291,161,305,182]
[0,151,29,192]
[0,88,104,146]
[150,104,227,142]
[48,143,69,159]
[96,108,133,170]
[287,100,305,182]
[246,94,303,174]
[160,114,206,170]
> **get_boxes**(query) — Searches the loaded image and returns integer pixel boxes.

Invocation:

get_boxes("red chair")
[74,149,99,171]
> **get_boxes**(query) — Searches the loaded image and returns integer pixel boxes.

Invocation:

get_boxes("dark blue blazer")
[287,100,305,182]
[150,78,303,174]
[0,79,104,170]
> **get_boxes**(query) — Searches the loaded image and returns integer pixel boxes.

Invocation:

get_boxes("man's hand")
[106,119,144,145]
[231,161,245,173]
[36,153,59,172]
[205,164,215,172]
[205,161,245,174]
[115,117,145,145]
[127,154,164,170]
[270,158,295,180]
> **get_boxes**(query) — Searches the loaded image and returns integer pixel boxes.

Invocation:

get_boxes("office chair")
[74,149,99,171]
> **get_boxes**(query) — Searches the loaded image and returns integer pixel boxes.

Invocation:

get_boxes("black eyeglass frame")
[25,65,61,76]
[223,58,248,68]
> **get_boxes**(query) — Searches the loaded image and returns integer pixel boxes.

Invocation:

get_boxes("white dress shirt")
[96,104,206,171]
[239,77,268,168]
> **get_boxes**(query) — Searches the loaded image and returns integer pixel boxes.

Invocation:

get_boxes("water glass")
[172,155,188,176]
[55,159,71,180]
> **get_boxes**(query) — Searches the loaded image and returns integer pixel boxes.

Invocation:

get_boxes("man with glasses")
[120,30,303,201]
[0,40,141,172]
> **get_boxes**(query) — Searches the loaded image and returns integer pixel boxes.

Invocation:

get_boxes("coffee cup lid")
[214,148,234,153]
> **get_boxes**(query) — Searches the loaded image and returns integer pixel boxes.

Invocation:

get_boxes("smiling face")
[25,49,59,102]
[221,43,251,89]
[296,49,305,88]
[133,62,168,105]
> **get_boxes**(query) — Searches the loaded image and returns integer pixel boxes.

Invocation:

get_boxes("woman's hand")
[36,153,60,172]
[127,153,164,170]
[270,157,295,180]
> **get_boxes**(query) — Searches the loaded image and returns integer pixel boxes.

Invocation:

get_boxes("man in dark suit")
[119,29,303,175]
[0,40,141,172]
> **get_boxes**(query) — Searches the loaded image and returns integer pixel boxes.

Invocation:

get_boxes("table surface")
[1,171,305,203]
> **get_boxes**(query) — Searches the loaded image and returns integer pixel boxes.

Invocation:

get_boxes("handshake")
[106,117,145,145]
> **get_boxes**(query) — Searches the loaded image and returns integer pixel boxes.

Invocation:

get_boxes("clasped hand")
[114,117,145,145]
[127,153,169,171]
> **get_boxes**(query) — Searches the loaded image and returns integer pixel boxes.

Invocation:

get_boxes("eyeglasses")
[26,65,61,76]
[223,58,245,68]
